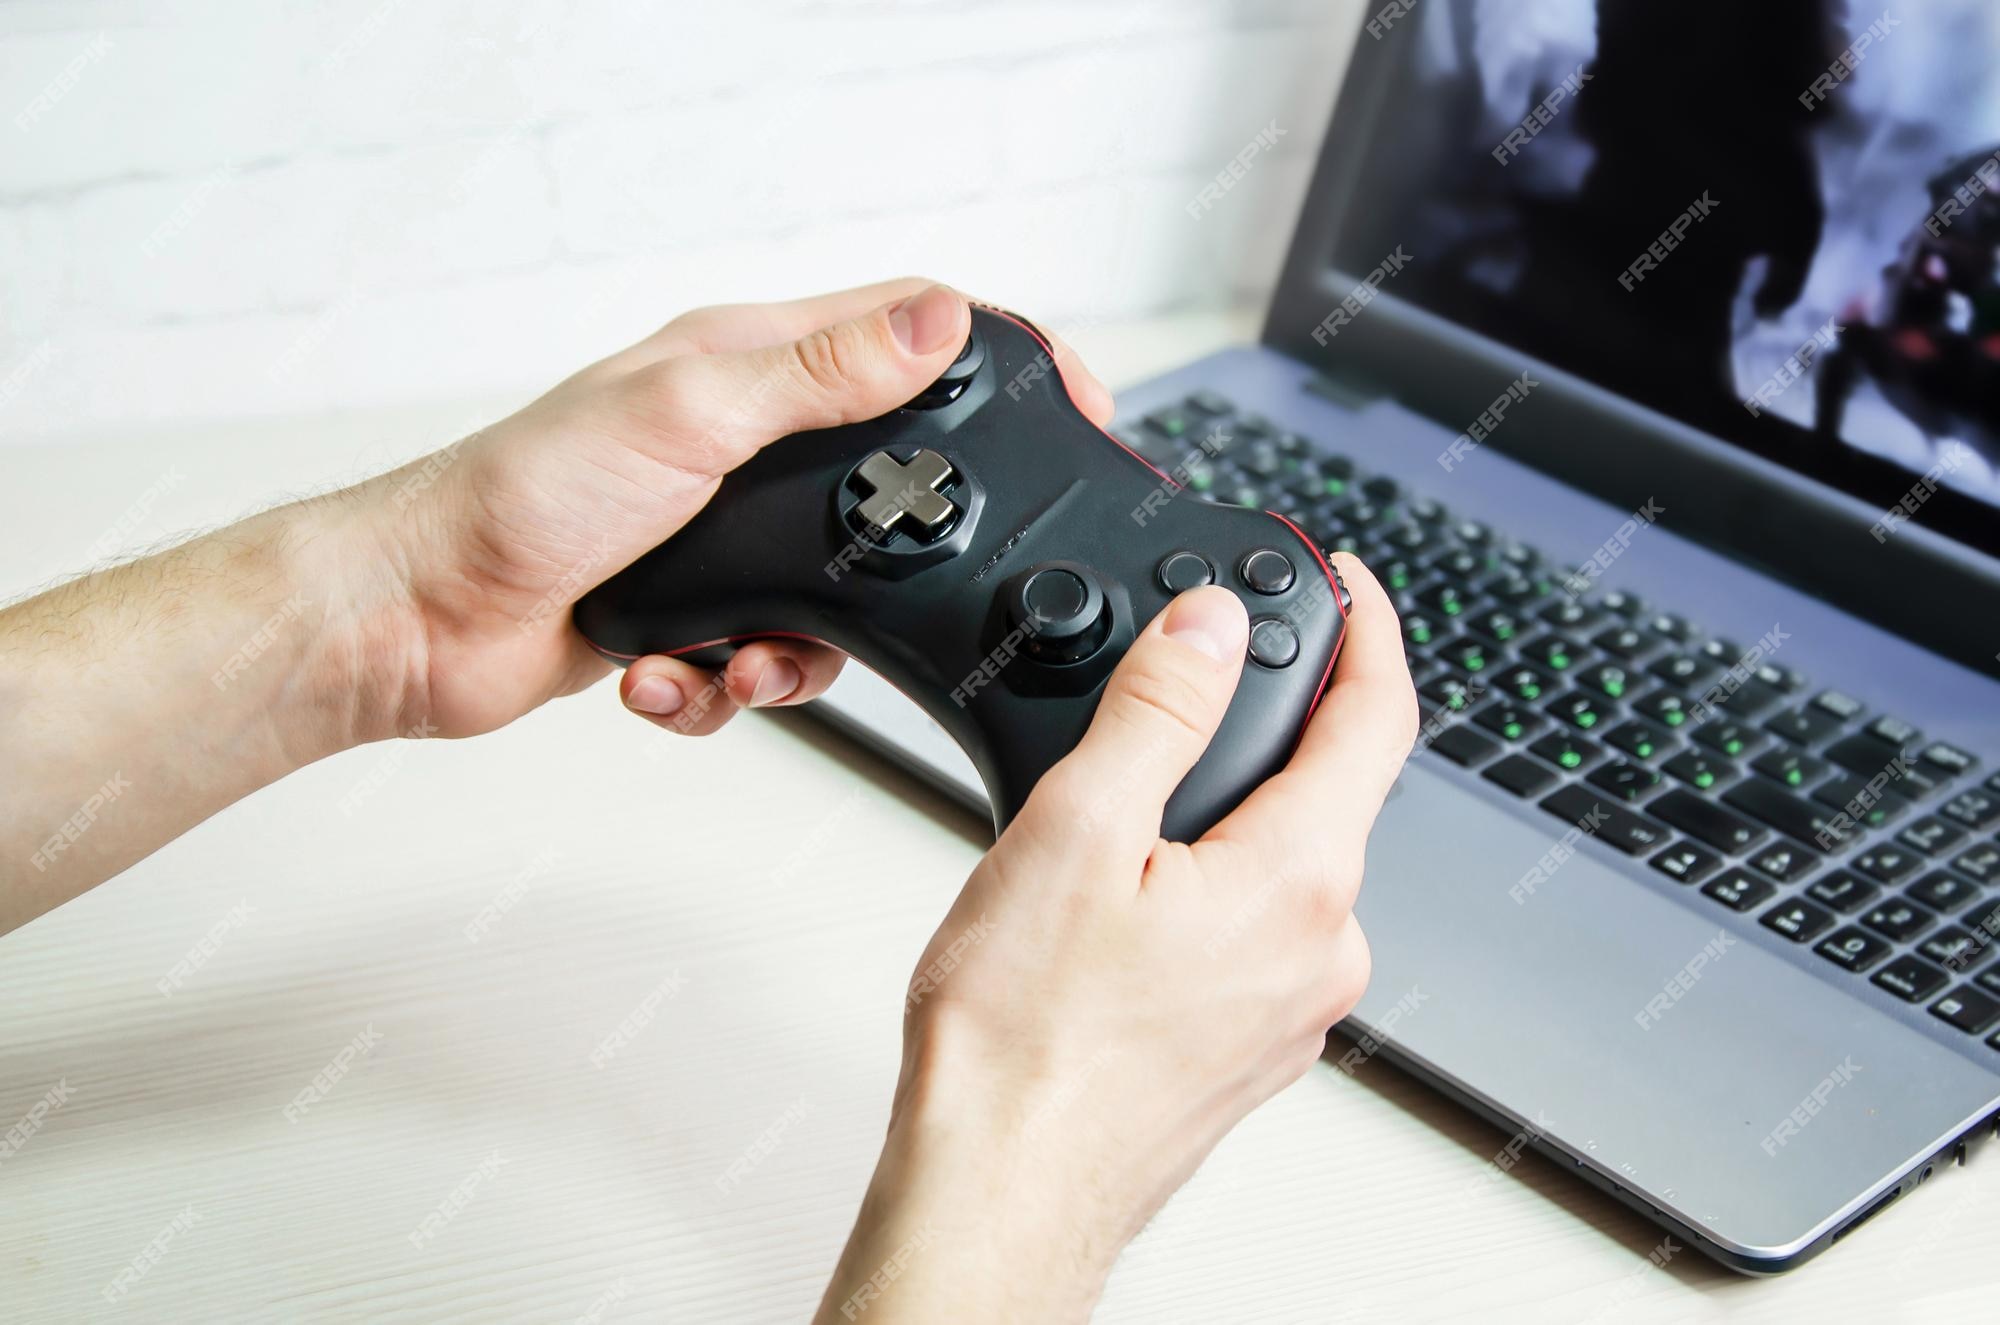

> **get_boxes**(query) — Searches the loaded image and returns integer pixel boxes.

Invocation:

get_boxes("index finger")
[1194,553,1418,868]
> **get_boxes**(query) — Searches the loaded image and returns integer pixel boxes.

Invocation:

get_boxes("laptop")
[813,0,2000,1273]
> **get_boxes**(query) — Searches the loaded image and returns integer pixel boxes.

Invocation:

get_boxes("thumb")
[640,284,971,470]
[1020,587,1250,862]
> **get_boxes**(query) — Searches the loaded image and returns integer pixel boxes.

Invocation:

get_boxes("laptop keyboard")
[1114,391,2000,1055]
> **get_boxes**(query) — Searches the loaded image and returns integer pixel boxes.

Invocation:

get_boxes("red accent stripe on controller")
[1265,509,1349,746]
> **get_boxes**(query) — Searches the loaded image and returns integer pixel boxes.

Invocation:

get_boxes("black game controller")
[574,306,1348,840]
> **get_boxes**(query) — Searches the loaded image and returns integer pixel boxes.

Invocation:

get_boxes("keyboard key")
[1752,748,1825,790]
[1931,987,2000,1034]
[1493,665,1555,703]
[1853,846,1922,884]
[1917,928,1990,973]
[1406,496,1447,524]
[1427,723,1500,768]
[1539,600,1603,632]
[1898,816,1967,856]
[1547,692,1612,732]
[1762,898,1834,943]
[1144,405,1196,439]
[1650,652,1724,688]
[1652,842,1721,885]
[1695,720,1764,759]
[1427,547,1484,577]
[1951,841,2000,884]
[1979,964,2000,998]
[1590,625,1652,660]
[1651,789,1767,853]
[1484,754,1557,799]
[1864,715,1921,748]
[1485,572,1555,606]
[1424,680,1488,720]
[1529,732,1604,773]
[1475,704,1550,743]
[1468,609,1527,646]
[1441,639,1494,675]
[1861,900,1936,943]
[1807,872,1879,912]
[1810,689,1866,721]
[1418,583,1470,619]
[1404,614,1445,649]
[1362,474,1401,503]
[1605,721,1674,762]
[1750,841,1820,883]
[1598,590,1647,619]
[1941,788,2000,830]
[1961,899,2000,947]
[1907,871,1981,913]
[1706,678,1786,718]
[1825,734,1925,788]
[1873,955,1950,1003]
[1184,389,1233,415]
[1522,634,1587,673]
[1588,761,1661,802]
[1763,707,1842,746]
[1724,779,1858,851]
[1816,926,1892,973]
[1577,662,1642,700]
[1753,662,1807,694]
[1917,743,1978,779]
[1664,751,1734,792]
[1703,870,1775,912]
[1646,613,1695,642]
[1633,691,1695,730]
[1539,786,1671,855]
[1811,774,1910,829]
[1699,638,1744,665]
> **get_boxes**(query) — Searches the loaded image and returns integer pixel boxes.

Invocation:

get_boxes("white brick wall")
[1,0,1360,442]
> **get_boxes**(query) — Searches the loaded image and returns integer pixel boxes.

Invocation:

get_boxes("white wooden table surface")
[3,314,1994,1323]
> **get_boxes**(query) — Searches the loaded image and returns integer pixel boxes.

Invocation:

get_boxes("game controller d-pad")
[574,305,1348,840]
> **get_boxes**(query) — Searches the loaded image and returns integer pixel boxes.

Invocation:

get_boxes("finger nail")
[748,658,803,707]
[888,285,961,356]
[628,676,685,716]
[1162,587,1247,664]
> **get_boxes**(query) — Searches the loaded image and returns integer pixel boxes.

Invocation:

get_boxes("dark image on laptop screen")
[1330,0,2000,524]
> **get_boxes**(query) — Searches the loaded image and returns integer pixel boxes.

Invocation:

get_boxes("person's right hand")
[816,555,1415,1324]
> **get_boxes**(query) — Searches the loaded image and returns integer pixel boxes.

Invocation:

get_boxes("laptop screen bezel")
[1259,9,2000,677]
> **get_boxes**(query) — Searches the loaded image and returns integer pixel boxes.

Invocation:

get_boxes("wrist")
[818,1020,1131,1324]
[271,490,432,753]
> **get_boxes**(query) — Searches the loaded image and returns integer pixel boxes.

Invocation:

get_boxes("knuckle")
[789,322,869,396]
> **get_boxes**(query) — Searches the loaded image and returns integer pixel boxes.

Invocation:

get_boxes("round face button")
[1239,548,1296,596]
[1248,616,1301,669]
[1157,551,1215,594]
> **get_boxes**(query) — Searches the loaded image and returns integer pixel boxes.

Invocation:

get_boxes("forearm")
[0,492,412,930]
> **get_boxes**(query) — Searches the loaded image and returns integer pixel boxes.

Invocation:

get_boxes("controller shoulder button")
[1239,548,1296,596]
[1248,616,1301,669]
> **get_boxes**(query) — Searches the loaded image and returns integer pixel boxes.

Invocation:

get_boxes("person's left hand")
[343,279,1114,743]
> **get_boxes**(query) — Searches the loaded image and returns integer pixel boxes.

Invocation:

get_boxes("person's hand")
[346,278,1114,742]
[816,556,1416,1323]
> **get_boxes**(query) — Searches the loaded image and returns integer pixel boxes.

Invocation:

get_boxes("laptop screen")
[1327,0,2000,554]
